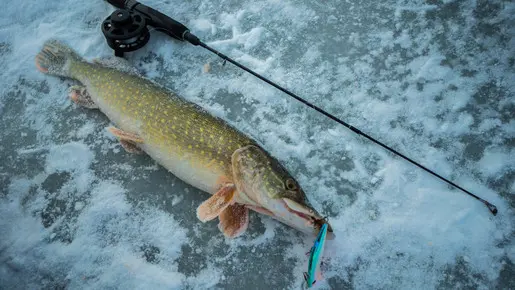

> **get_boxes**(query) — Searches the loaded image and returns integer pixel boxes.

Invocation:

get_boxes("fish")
[35,39,335,239]
[304,222,328,288]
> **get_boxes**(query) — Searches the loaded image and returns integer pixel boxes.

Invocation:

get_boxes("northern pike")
[35,39,334,239]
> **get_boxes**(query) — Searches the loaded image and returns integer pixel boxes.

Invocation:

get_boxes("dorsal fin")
[92,56,142,77]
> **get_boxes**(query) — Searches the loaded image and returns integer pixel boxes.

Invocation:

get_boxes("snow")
[1,0,514,289]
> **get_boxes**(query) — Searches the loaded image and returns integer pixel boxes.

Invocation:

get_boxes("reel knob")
[111,9,132,25]
[101,9,150,57]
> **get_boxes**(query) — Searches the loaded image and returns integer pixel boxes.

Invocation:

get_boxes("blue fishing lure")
[303,223,328,288]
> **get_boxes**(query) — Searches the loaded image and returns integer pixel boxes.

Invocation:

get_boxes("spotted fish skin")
[71,59,255,194]
[35,39,333,239]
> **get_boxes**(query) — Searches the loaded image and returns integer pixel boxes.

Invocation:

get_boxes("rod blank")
[198,41,498,216]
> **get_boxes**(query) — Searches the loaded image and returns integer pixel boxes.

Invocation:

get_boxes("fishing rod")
[101,0,498,216]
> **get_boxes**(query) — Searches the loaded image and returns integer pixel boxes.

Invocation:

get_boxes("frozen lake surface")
[1,0,514,289]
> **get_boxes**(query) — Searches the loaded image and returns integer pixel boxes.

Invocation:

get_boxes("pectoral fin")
[196,183,236,222]
[218,203,249,238]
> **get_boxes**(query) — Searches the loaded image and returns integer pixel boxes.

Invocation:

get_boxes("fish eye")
[285,178,297,190]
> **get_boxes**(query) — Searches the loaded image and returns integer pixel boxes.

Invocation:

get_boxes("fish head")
[231,145,334,239]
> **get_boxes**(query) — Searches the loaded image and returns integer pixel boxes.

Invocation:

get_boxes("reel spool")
[101,9,150,57]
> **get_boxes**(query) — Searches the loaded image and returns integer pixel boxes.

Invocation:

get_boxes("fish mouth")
[247,197,335,239]
[281,198,335,239]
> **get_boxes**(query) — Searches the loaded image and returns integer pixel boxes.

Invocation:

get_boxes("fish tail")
[35,39,83,77]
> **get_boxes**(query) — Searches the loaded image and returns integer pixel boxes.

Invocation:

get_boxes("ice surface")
[1,0,514,289]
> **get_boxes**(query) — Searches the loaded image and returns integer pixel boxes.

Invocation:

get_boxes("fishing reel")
[102,0,200,57]
[101,9,149,57]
